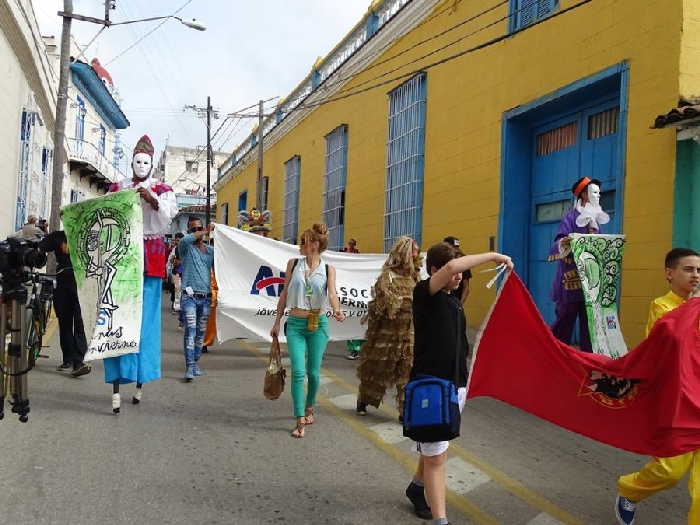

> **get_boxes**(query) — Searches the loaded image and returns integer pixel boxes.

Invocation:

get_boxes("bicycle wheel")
[25,307,41,369]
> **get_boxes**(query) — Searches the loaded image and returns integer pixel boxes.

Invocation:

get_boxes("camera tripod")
[0,282,32,422]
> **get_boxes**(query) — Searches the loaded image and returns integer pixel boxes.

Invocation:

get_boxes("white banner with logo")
[213,224,389,343]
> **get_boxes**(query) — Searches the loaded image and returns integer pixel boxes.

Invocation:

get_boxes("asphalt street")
[0,295,690,524]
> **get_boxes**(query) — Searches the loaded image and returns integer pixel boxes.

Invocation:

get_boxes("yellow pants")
[618,452,700,524]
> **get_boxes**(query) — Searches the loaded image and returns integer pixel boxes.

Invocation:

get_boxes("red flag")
[467,273,700,457]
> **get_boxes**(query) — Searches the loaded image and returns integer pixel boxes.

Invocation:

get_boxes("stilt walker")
[548,176,610,351]
[104,135,177,413]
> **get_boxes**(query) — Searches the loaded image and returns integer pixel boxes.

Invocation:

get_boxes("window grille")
[98,125,106,156]
[283,156,301,244]
[15,110,34,230]
[323,125,348,251]
[536,121,577,156]
[384,73,427,251]
[220,203,229,225]
[588,107,619,140]
[512,0,557,31]
[260,176,270,211]
[75,96,85,141]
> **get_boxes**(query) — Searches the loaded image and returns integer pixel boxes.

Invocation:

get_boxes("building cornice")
[70,61,129,130]
[0,0,58,130]
[214,0,439,192]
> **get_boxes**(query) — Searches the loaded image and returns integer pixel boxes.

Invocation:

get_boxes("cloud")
[34,0,369,175]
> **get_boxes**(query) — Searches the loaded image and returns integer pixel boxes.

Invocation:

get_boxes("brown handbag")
[263,336,286,400]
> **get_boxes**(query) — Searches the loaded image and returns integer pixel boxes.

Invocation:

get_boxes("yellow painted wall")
[680,0,700,100]
[216,0,689,345]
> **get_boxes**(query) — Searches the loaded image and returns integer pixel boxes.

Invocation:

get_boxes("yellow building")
[214,0,700,345]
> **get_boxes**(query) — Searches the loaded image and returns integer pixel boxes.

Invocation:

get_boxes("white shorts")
[415,387,467,457]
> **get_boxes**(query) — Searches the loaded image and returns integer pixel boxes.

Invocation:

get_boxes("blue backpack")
[403,322,462,442]
[403,375,461,442]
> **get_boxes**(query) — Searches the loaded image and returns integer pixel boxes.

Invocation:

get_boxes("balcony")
[67,137,125,187]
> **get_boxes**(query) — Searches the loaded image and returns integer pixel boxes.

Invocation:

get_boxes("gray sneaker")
[193,364,204,376]
[184,366,194,382]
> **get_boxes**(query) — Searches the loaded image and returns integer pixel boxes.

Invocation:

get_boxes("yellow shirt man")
[617,246,700,525]
[645,291,685,336]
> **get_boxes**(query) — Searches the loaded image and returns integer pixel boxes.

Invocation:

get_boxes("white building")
[157,145,228,195]
[62,53,129,204]
[0,0,58,237]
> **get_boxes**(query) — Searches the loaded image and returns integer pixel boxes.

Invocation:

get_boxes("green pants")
[286,315,329,418]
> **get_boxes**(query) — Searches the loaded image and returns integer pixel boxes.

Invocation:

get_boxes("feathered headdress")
[237,207,271,234]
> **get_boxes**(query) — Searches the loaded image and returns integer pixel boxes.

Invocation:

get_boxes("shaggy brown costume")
[357,237,420,412]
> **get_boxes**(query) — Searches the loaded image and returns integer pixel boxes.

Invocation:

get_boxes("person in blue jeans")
[271,223,345,438]
[178,217,214,381]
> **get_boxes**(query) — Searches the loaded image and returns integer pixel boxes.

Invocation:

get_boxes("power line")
[277,0,513,112]
[304,0,509,99]
[222,0,593,177]
[117,1,192,137]
[296,0,593,111]
[105,0,194,66]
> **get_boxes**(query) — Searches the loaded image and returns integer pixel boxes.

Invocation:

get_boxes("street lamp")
[49,1,207,234]
[110,16,207,31]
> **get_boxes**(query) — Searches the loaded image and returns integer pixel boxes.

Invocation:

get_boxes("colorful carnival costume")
[356,237,420,415]
[549,177,609,351]
[104,135,177,412]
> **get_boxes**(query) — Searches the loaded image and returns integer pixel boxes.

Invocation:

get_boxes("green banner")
[570,233,627,358]
[61,190,144,361]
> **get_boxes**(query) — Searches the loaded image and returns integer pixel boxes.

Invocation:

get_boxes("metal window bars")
[283,156,301,244]
[323,125,348,252]
[384,73,427,252]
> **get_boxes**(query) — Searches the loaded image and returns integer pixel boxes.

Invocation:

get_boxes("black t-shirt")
[411,278,469,387]
[39,231,75,288]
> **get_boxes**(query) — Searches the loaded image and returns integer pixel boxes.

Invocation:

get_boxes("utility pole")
[48,0,73,233]
[255,99,264,210]
[206,96,212,226]
[183,100,219,225]
[48,1,205,234]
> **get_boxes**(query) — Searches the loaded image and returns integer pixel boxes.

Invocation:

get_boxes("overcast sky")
[35,1,368,169]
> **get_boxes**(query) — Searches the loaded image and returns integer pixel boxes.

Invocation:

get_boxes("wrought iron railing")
[67,137,125,183]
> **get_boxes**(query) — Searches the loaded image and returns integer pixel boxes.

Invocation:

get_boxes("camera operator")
[13,215,45,241]
[39,231,91,377]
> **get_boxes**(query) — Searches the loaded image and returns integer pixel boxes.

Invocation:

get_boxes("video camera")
[0,236,51,423]
[0,237,47,288]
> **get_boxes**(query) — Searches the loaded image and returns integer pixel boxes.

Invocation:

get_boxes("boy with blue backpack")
[404,242,512,524]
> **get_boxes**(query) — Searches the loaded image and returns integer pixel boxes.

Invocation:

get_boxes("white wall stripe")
[328,394,358,411]
[527,512,564,524]
[370,422,408,444]
[445,457,491,495]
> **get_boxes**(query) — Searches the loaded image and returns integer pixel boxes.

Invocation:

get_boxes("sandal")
[291,419,305,439]
[304,407,315,425]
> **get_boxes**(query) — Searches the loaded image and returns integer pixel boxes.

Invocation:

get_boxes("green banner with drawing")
[570,233,627,358]
[62,190,143,362]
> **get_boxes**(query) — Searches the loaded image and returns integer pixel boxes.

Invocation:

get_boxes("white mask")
[132,152,152,180]
[586,183,601,207]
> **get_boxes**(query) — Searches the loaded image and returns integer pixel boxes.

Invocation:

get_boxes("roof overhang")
[70,60,129,130]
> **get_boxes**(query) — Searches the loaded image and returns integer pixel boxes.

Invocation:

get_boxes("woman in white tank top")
[271,224,345,438]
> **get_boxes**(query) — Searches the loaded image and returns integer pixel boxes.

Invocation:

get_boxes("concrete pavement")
[0,295,690,524]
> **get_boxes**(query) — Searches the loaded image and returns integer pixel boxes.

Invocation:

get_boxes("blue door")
[528,99,621,325]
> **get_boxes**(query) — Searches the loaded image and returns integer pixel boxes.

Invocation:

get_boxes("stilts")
[112,381,120,414]
[132,382,143,404]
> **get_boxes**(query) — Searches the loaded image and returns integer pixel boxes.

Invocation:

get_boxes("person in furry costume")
[356,236,421,418]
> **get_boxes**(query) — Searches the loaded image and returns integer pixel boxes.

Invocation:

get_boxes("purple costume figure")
[548,177,609,352]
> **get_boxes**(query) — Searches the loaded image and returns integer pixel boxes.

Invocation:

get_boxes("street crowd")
[13,135,700,525]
